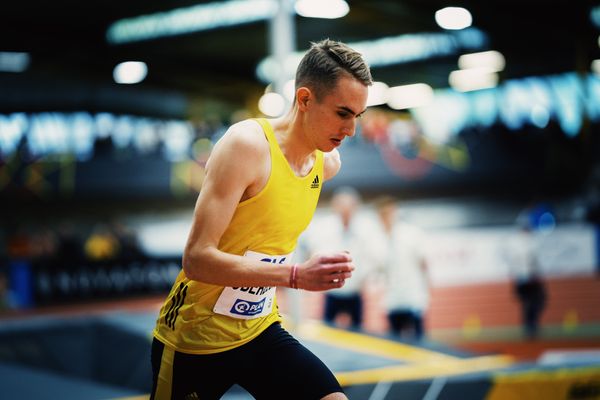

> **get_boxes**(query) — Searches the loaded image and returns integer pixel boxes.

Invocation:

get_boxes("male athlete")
[151,39,372,400]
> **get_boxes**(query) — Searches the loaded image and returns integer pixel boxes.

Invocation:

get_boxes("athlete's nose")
[342,120,356,137]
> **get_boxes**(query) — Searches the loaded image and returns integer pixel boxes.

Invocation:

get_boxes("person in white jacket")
[303,186,377,330]
[375,196,430,340]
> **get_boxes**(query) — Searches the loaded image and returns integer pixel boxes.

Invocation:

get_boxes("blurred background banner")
[424,224,598,286]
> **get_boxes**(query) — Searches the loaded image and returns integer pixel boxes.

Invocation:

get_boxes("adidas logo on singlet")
[311,175,320,189]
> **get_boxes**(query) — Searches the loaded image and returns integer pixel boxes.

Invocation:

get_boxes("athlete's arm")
[182,120,353,290]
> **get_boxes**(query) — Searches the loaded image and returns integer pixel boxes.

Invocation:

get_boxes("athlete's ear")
[296,87,311,111]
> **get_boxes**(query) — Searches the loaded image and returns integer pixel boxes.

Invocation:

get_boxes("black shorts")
[150,322,344,400]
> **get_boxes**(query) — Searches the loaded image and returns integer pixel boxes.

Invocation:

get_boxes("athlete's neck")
[269,108,316,176]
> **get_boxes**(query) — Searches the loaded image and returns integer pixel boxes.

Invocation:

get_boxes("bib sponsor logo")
[230,298,266,316]
[213,250,293,319]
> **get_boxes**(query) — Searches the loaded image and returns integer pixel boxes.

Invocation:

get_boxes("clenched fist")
[294,252,354,291]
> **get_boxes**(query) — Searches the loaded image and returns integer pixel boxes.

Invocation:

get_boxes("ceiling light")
[258,92,286,117]
[387,84,434,110]
[592,59,600,74]
[591,6,600,28]
[264,80,295,102]
[435,7,472,30]
[449,68,498,92]
[283,79,296,102]
[295,0,349,19]
[113,61,148,84]
[530,105,550,128]
[458,50,505,72]
[367,81,389,106]
[0,52,30,72]
[107,0,277,44]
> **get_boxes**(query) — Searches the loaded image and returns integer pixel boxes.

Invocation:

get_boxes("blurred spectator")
[375,196,430,341]
[84,223,120,261]
[109,219,144,262]
[360,109,389,143]
[504,211,547,339]
[583,164,600,223]
[55,222,85,266]
[0,268,8,310]
[6,223,32,260]
[303,187,375,330]
[5,223,39,308]
[30,226,59,263]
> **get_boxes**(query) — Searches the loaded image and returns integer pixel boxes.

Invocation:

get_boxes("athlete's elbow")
[182,248,208,282]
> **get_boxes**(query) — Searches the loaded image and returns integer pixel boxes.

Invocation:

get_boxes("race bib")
[213,250,293,319]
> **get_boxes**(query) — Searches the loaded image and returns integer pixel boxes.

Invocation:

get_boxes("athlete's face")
[301,75,369,152]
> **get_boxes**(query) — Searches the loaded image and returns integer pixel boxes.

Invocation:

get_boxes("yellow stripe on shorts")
[153,345,175,400]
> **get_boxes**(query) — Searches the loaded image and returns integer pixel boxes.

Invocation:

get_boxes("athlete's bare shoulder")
[204,119,271,200]
[222,119,268,152]
[323,148,342,181]
[208,119,268,169]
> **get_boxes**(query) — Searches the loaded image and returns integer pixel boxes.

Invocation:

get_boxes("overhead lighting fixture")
[283,79,296,102]
[591,5,600,28]
[366,81,389,106]
[0,52,30,72]
[258,92,286,117]
[264,80,295,102]
[106,0,277,44]
[257,28,487,82]
[435,7,472,30]
[113,61,148,84]
[592,59,600,75]
[449,68,498,92]
[530,105,550,129]
[295,0,349,19]
[458,50,505,72]
[387,83,434,110]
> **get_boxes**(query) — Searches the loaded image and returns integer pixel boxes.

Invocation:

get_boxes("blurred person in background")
[303,186,376,331]
[0,229,7,310]
[109,219,144,262]
[375,196,430,341]
[0,266,8,310]
[504,211,547,339]
[6,223,32,262]
[0,253,10,311]
[30,226,59,262]
[84,223,120,262]
[150,39,371,400]
[55,221,85,267]
[6,222,47,308]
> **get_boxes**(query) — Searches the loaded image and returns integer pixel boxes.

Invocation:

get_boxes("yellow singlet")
[153,118,324,354]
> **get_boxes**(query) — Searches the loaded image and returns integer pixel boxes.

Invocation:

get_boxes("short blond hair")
[295,39,372,101]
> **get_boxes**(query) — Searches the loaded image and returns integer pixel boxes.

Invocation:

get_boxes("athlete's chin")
[321,144,338,152]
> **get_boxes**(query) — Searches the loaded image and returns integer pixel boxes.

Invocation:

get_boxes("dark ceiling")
[0,0,597,119]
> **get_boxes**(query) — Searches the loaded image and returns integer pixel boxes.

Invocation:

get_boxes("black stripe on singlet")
[165,282,188,329]
[164,283,183,327]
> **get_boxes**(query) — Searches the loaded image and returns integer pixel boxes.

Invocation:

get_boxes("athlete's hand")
[296,252,354,291]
